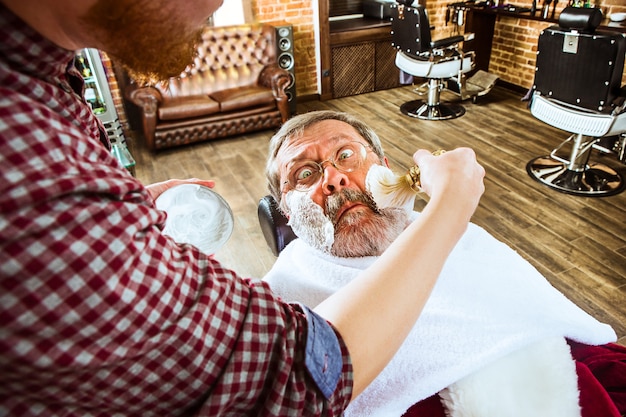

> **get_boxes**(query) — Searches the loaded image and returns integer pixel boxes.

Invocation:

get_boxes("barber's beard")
[285,189,411,258]
[81,0,203,85]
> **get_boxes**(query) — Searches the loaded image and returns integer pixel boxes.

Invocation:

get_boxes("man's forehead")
[279,122,365,159]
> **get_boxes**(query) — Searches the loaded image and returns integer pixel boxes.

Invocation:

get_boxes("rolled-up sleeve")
[184,278,354,416]
[301,304,345,399]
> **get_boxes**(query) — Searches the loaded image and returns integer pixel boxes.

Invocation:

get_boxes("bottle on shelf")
[75,54,91,78]
[84,85,106,114]
[75,48,136,176]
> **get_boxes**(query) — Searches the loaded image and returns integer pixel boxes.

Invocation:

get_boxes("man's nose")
[320,164,348,195]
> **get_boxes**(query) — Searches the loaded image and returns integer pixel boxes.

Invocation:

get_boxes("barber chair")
[258,195,296,256]
[390,1,498,120]
[527,7,626,196]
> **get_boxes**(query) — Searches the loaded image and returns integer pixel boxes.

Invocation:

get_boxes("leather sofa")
[126,23,292,151]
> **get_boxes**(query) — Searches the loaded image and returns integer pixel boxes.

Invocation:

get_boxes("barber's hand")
[146,178,215,201]
[412,147,485,217]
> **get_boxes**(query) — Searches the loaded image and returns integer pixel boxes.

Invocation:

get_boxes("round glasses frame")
[282,141,370,193]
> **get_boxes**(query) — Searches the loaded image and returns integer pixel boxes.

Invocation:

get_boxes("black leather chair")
[527,7,626,196]
[257,195,297,256]
[390,1,476,120]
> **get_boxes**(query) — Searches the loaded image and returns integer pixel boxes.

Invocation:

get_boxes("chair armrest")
[259,64,291,96]
[431,35,465,50]
[127,86,163,151]
[258,195,297,256]
[127,85,163,110]
[259,64,292,122]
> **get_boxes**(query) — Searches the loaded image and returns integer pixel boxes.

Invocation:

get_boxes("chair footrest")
[466,70,499,95]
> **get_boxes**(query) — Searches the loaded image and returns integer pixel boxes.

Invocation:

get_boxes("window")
[212,0,250,26]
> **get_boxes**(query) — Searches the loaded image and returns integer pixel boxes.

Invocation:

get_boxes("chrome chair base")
[526,156,624,197]
[400,100,465,121]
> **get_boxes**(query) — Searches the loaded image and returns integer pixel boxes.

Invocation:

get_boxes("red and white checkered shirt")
[0,6,352,416]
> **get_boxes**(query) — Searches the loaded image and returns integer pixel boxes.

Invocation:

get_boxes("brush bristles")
[365,150,445,211]
[365,165,420,212]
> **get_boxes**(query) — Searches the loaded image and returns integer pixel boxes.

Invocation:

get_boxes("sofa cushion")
[158,95,220,121]
[210,86,275,113]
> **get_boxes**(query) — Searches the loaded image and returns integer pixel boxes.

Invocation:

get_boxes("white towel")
[262,213,616,417]
[439,337,581,417]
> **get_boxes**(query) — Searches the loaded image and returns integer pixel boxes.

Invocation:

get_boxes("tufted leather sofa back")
[158,24,277,98]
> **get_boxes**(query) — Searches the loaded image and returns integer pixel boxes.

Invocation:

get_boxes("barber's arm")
[314,147,485,398]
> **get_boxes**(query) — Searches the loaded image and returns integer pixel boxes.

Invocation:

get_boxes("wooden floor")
[131,85,626,346]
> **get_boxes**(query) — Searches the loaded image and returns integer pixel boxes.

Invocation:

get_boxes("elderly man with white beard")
[263,110,625,417]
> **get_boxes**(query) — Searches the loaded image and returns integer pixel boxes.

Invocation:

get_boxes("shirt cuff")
[299,303,344,399]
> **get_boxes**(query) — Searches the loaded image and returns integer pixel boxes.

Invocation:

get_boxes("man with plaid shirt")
[0,0,486,415]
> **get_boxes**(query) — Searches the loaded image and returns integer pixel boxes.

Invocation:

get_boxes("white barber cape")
[262,213,616,417]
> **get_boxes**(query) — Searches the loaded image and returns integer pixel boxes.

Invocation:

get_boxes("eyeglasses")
[283,141,370,192]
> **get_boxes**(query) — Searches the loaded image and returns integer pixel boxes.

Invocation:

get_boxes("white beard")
[284,189,411,258]
[285,190,336,253]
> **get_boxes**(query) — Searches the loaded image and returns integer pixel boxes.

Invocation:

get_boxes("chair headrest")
[257,195,297,256]
[558,6,603,32]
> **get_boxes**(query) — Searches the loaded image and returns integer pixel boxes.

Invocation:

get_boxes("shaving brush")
[366,150,446,211]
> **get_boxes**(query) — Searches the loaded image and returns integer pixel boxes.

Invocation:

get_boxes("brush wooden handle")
[405,149,446,191]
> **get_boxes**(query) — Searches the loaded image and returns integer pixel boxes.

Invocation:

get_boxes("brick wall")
[428,0,626,89]
[252,0,318,97]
